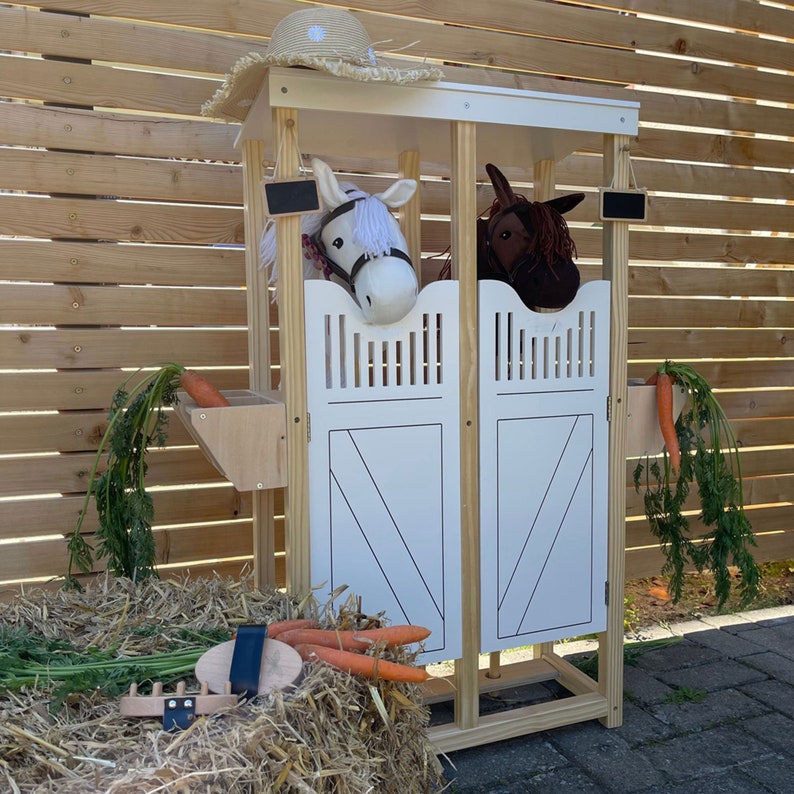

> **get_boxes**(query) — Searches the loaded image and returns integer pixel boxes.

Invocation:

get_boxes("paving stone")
[731,626,794,657]
[740,650,794,684]
[742,754,794,794]
[656,658,768,692]
[610,702,676,747]
[685,625,767,657]
[742,711,794,755]
[642,769,769,793]
[521,766,603,792]
[648,687,769,731]
[631,637,722,672]
[739,679,794,715]
[443,735,567,790]
[559,739,667,793]
[622,664,675,705]
[640,725,774,783]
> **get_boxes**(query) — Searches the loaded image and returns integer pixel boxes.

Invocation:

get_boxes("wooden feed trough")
[182,65,639,752]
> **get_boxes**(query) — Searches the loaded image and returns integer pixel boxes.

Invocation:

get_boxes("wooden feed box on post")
[191,66,639,751]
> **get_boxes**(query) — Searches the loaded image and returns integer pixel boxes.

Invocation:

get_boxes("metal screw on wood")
[199,413,207,420]
[63,76,72,84]
[167,700,177,709]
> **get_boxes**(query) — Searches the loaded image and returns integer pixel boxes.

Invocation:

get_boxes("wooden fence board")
[0,54,218,116]
[627,360,794,390]
[0,195,243,244]
[0,284,247,327]
[0,448,226,498]
[627,266,794,299]
[628,297,794,330]
[0,368,250,411]
[0,6,264,75]
[0,240,245,287]
[627,329,791,361]
[569,0,794,38]
[0,411,194,454]
[0,487,252,541]
[0,521,253,582]
[0,148,242,204]
[327,0,794,72]
[0,328,248,369]
[0,103,239,161]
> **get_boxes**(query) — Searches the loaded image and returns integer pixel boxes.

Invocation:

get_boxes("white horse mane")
[259,182,403,299]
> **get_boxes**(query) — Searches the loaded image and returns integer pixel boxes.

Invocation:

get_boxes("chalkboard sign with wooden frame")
[598,188,647,222]
[263,178,323,217]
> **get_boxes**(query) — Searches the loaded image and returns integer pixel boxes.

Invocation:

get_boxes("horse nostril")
[366,296,372,306]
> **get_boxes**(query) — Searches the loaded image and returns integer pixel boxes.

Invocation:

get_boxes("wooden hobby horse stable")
[178,64,640,751]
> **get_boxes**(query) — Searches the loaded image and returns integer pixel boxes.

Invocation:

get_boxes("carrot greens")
[633,360,760,608]
[65,363,186,590]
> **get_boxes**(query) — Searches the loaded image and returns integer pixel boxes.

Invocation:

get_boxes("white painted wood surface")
[478,280,611,652]
[305,279,462,665]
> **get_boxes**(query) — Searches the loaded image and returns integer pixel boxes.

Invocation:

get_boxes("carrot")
[645,371,658,385]
[295,643,430,683]
[179,369,230,408]
[278,624,431,652]
[657,371,681,471]
[267,618,321,639]
[278,628,371,652]
[352,625,431,646]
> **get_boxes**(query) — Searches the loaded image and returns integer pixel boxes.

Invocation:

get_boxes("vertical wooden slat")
[273,108,310,596]
[398,149,422,280]
[451,119,479,731]
[531,158,557,664]
[241,138,276,588]
[599,133,631,729]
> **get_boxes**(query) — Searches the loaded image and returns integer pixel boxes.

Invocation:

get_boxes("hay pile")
[0,574,445,793]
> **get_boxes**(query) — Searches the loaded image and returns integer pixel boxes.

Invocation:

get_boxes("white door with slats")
[478,280,611,653]
[305,280,462,665]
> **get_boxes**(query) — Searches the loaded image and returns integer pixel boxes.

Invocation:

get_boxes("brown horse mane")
[488,195,577,265]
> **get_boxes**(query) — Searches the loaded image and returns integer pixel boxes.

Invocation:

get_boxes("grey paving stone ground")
[439,605,794,793]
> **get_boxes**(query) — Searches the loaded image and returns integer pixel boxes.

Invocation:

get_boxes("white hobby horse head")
[309,158,419,325]
[261,158,420,325]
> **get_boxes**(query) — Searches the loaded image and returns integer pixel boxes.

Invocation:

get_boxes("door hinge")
[605,580,610,606]
[306,411,311,443]
[606,395,612,422]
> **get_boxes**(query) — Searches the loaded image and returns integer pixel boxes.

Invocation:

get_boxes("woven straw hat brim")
[202,54,445,122]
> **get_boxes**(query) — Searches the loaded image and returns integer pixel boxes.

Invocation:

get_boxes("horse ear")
[311,157,349,209]
[485,163,516,209]
[373,178,417,209]
[544,192,586,216]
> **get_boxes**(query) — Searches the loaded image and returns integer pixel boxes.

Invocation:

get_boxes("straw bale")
[0,574,444,793]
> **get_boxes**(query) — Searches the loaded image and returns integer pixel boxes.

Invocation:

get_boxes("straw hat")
[202,7,444,121]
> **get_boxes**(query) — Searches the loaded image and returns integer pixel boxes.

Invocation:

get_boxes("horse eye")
[499,230,512,240]
[332,237,344,249]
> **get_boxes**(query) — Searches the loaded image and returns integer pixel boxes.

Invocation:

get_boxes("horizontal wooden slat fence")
[1,0,791,594]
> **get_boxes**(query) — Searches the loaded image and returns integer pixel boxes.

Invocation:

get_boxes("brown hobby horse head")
[477,163,585,311]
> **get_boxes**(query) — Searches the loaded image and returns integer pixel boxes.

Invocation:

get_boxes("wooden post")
[530,158,557,665]
[398,150,422,280]
[599,133,631,728]
[273,107,311,596]
[451,120,479,730]
[241,138,276,588]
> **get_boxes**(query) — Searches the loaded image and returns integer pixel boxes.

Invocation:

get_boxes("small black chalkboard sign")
[598,188,647,222]
[263,178,323,217]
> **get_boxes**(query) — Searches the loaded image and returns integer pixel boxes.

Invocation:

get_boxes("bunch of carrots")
[635,359,760,608]
[267,619,431,684]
